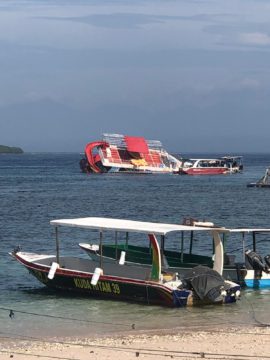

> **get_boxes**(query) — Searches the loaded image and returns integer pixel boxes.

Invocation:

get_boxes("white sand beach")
[1,326,270,360]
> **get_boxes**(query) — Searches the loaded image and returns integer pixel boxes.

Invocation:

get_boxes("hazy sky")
[1,0,270,152]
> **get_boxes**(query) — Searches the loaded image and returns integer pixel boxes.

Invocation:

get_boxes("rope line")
[0,306,135,328]
[0,350,81,360]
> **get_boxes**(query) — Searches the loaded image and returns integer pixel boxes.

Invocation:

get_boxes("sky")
[1,0,270,153]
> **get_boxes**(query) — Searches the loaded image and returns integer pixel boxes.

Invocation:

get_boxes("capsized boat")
[10,217,240,307]
[247,168,270,188]
[178,156,243,175]
[79,133,181,174]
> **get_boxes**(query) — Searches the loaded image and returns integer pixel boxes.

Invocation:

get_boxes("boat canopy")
[229,228,270,233]
[50,217,226,235]
[221,156,243,160]
[124,136,149,154]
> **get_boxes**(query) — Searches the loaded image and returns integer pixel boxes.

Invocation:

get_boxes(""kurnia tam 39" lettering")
[73,278,120,294]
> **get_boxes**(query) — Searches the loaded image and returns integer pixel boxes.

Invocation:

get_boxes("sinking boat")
[247,168,270,188]
[10,217,240,307]
[178,156,243,175]
[79,133,181,174]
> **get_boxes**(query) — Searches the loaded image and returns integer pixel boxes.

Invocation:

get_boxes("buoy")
[48,262,59,279]
[119,251,126,265]
[91,267,103,285]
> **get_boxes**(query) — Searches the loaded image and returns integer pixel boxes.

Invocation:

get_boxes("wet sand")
[1,325,270,360]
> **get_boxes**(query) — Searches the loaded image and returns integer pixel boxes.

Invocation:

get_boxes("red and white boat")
[79,133,181,174]
[179,156,243,175]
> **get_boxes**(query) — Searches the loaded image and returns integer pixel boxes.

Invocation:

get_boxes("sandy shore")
[1,325,270,360]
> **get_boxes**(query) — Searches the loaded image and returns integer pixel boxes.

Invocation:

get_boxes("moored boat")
[178,156,243,175]
[79,133,181,174]
[10,217,240,307]
[79,218,270,289]
[229,228,270,288]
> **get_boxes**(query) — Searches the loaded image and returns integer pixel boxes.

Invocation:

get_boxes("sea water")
[1,153,270,339]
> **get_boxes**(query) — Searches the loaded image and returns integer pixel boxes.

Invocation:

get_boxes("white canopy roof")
[50,217,225,236]
[229,228,270,233]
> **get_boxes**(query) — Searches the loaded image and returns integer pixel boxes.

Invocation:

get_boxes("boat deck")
[34,255,156,281]
[101,147,163,168]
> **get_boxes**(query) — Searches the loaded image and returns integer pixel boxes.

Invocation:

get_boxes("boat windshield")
[196,159,225,168]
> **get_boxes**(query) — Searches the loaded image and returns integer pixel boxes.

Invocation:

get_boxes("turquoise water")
[1,153,270,339]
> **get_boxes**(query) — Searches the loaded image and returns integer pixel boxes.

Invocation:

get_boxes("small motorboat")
[178,156,243,175]
[10,217,240,307]
[247,168,270,188]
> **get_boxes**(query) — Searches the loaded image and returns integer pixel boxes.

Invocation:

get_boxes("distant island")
[0,145,24,154]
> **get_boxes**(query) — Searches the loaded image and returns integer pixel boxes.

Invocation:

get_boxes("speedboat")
[10,217,240,307]
[79,133,181,174]
[178,156,243,175]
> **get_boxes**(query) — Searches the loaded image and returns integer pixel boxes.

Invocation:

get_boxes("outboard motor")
[245,250,266,271]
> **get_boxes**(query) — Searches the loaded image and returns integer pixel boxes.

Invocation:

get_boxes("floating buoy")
[91,267,103,285]
[119,251,126,265]
[48,262,59,279]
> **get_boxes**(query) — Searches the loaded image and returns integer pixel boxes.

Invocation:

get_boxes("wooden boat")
[10,217,240,307]
[247,168,270,188]
[79,221,270,289]
[178,156,243,175]
[78,219,216,268]
[79,133,181,174]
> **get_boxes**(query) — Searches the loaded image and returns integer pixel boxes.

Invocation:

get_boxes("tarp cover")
[183,265,226,302]
[124,136,149,154]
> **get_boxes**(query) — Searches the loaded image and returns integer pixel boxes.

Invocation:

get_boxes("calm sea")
[1,152,270,339]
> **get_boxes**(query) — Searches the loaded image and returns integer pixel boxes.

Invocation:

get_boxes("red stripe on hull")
[183,167,228,175]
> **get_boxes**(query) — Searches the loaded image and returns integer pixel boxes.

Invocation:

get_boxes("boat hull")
[181,167,228,175]
[12,252,239,307]
[244,270,270,288]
